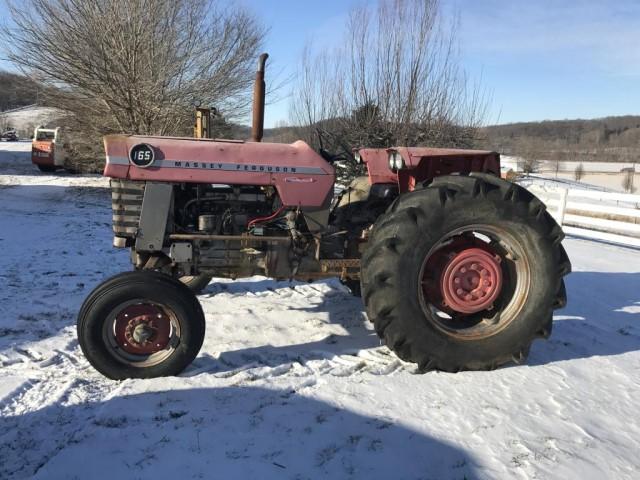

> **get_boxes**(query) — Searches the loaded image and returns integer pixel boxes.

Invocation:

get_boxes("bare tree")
[2,0,265,168]
[518,137,540,176]
[521,157,540,176]
[574,162,585,182]
[621,168,635,193]
[290,0,489,183]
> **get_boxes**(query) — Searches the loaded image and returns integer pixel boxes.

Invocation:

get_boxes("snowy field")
[1,142,639,479]
[501,156,639,193]
[0,106,64,138]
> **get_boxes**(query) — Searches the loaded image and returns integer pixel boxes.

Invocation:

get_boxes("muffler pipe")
[251,53,269,142]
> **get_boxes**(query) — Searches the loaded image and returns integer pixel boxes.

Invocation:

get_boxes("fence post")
[557,188,568,226]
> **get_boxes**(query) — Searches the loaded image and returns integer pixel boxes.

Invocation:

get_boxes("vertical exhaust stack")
[251,53,269,142]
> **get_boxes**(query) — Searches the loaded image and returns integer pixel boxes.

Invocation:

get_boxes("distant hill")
[480,116,640,163]
[0,71,41,112]
[262,116,640,165]
[0,105,65,137]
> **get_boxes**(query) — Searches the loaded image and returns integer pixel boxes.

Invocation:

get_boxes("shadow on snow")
[0,385,479,479]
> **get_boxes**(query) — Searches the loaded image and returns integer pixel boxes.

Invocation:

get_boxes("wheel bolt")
[454,278,461,284]
[460,267,467,273]
[471,263,478,270]
[457,288,464,295]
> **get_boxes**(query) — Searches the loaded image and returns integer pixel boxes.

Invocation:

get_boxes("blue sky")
[3,0,639,127]
[236,0,640,127]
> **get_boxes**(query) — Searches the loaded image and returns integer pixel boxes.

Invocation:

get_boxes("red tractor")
[78,54,570,379]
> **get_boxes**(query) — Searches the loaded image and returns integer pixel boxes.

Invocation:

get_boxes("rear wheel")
[37,165,56,172]
[361,174,570,372]
[77,271,205,379]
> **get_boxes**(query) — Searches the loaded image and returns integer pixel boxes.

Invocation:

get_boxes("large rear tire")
[361,174,570,372]
[77,271,205,379]
[37,165,57,173]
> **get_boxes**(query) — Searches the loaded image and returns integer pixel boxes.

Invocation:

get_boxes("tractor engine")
[173,183,276,236]
[171,183,301,279]
[111,178,319,281]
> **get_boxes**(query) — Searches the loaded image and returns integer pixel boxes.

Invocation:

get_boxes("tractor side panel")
[360,147,500,193]
[398,151,500,191]
[103,135,335,208]
[360,148,399,184]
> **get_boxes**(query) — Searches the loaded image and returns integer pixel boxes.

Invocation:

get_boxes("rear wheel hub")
[440,248,503,314]
[419,227,531,340]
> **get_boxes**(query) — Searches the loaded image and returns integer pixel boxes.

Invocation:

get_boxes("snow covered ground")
[1,142,639,479]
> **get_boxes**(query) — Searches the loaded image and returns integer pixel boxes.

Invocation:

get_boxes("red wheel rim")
[113,304,172,355]
[440,248,503,314]
[418,226,531,340]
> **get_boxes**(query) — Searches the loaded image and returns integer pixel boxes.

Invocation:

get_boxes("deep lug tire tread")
[361,174,571,372]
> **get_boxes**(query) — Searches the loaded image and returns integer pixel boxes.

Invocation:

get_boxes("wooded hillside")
[0,71,40,111]
[480,116,640,162]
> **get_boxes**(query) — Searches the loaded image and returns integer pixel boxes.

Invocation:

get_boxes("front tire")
[77,271,205,379]
[361,174,570,372]
[37,165,57,172]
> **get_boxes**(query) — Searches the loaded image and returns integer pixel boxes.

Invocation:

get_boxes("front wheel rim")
[418,224,531,340]
[102,300,181,367]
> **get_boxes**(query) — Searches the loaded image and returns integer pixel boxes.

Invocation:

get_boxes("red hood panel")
[103,135,335,208]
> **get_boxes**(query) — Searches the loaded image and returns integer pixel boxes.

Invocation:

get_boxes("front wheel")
[77,271,205,379]
[361,174,571,372]
[37,165,57,173]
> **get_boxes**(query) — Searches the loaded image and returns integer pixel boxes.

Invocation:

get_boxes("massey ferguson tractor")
[78,54,570,379]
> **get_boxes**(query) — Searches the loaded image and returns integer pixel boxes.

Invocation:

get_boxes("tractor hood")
[103,135,336,208]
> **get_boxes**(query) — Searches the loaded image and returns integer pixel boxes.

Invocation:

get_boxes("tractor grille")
[111,179,145,239]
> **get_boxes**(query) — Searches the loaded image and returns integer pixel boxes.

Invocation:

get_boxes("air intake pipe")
[251,53,269,142]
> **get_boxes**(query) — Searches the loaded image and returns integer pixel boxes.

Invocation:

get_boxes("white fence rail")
[525,184,640,248]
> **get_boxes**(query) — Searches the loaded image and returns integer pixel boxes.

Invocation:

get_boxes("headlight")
[388,151,404,171]
[393,152,405,170]
[354,150,362,163]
